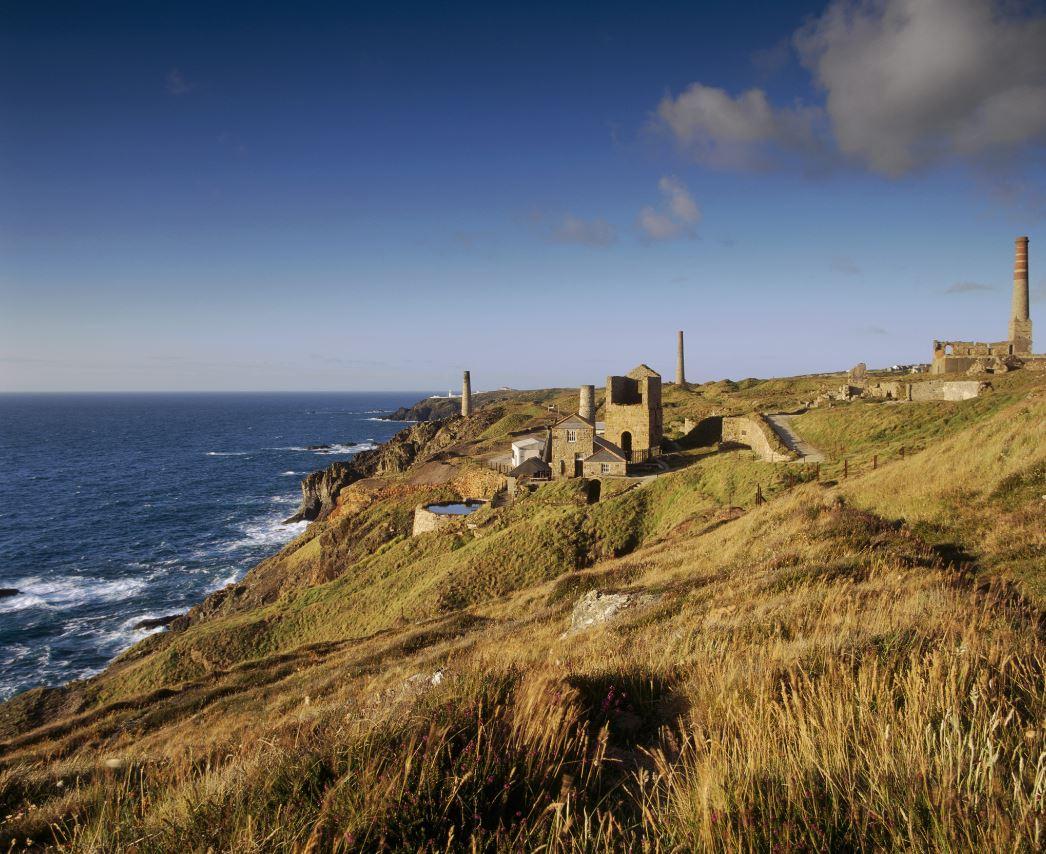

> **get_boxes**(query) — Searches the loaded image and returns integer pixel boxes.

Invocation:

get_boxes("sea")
[0,392,425,702]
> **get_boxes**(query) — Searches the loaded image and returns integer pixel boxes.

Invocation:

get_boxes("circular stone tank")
[412,499,487,536]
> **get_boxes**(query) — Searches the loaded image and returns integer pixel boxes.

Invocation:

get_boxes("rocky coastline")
[283,420,445,523]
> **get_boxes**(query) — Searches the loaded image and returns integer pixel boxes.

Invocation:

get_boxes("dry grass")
[1,374,1044,851]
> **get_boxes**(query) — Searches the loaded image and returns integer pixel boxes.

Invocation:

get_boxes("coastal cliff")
[284,420,444,522]
[382,387,572,423]
[286,407,511,523]
[2,374,1043,852]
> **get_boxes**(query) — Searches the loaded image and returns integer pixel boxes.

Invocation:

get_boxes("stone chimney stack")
[461,371,472,417]
[675,330,686,386]
[1009,236,1032,354]
[579,385,595,421]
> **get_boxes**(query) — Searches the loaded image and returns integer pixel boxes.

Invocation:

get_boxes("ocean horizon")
[0,391,430,701]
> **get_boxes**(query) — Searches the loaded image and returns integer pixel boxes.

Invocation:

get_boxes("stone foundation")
[411,500,487,536]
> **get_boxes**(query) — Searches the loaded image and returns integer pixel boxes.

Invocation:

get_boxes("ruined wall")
[865,381,909,401]
[908,380,988,402]
[930,340,1018,375]
[721,415,794,462]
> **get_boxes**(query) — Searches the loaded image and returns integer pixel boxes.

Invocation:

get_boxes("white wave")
[281,470,300,476]
[366,417,415,423]
[0,575,150,614]
[272,442,379,454]
[206,451,249,457]
[318,442,377,454]
[209,571,240,591]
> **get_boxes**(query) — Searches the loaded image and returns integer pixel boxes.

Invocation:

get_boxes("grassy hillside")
[1,371,1043,851]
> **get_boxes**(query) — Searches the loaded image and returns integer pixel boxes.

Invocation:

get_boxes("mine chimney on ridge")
[579,384,595,422]
[1009,236,1032,354]
[461,370,472,417]
[675,330,686,385]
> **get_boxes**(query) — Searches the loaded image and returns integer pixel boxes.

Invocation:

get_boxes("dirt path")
[764,414,826,463]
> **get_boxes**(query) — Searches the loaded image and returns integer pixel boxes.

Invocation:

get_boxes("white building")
[511,436,545,468]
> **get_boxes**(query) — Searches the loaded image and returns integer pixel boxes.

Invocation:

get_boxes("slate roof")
[585,436,628,462]
[552,412,595,429]
[509,457,552,478]
[626,364,661,380]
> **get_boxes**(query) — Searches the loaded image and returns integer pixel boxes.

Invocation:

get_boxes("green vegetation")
[1,371,1043,851]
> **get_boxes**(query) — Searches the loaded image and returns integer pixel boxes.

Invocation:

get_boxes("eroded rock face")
[564,589,659,637]
[285,421,445,523]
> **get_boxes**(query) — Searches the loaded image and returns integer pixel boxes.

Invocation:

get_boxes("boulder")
[563,589,659,637]
[133,614,181,631]
[0,588,19,599]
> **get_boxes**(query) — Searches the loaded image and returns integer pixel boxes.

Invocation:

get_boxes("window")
[566,430,577,443]
[600,463,611,474]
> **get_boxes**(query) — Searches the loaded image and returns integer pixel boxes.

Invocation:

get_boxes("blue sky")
[2,0,1044,391]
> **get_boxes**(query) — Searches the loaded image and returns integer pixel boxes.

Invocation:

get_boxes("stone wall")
[551,423,594,478]
[931,340,1017,374]
[581,458,627,478]
[411,501,487,536]
[721,415,794,462]
[908,380,989,402]
[864,381,909,400]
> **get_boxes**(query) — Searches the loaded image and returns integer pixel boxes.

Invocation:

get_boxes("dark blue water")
[0,392,424,701]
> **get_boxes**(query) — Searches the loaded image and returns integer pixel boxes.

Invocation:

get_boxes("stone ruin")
[930,237,1045,375]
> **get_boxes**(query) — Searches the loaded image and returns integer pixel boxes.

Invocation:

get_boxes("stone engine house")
[550,365,663,478]
[603,364,663,463]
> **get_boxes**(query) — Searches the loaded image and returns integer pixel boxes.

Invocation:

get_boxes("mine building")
[931,237,1045,374]
[550,365,663,478]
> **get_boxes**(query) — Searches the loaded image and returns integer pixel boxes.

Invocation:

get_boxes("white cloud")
[165,68,192,96]
[659,176,700,224]
[638,176,701,241]
[795,0,1046,175]
[830,256,861,275]
[657,0,1046,176]
[638,206,683,240]
[656,82,824,169]
[548,214,617,247]
[944,281,995,294]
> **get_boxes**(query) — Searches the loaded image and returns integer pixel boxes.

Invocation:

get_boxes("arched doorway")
[620,431,632,461]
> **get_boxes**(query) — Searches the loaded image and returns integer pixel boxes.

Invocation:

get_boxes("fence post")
[815,463,821,482]
[843,458,848,479]
[755,484,765,505]
[899,445,905,459]
[872,454,878,470]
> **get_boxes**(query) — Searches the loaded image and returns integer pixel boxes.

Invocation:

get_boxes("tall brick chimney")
[1009,236,1032,354]
[461,370,472,417]
[579,385,595,422]
[675,330,686,385]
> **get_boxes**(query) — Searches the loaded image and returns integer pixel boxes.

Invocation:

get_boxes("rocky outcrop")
[285,420,446,523]
[562,589,660,637]
[285,412,507,523]
[0,588,19,599]
[133,615,181,631]
[383,388,547,423]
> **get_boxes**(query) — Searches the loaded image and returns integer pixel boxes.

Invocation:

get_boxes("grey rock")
[563,589,660,637]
